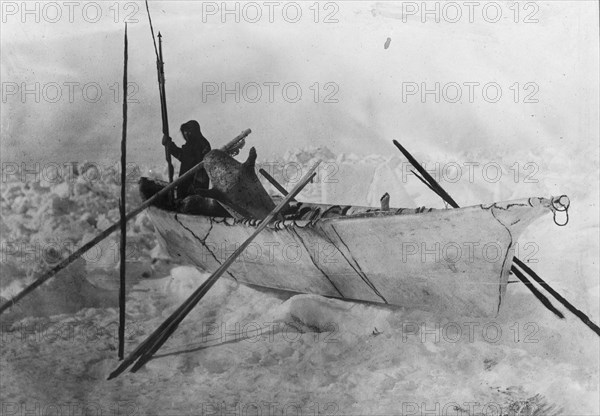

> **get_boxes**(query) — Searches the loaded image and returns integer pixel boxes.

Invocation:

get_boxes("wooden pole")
[259,168,296,202]
[514,258,600,335]
[392,140,458,208]
[157,32,174,184]
[0,129,252,316]
[107,161,321,379]
[144,0,174,186]
[118,23,128,360]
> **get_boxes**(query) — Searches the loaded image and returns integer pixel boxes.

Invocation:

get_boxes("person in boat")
[162,120,211,199]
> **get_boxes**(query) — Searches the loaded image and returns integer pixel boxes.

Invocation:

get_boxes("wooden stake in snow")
[118,23,128,360]
[0,129,251,316]
[107,162,320,380]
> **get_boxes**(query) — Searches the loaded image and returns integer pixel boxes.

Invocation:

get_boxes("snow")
[0,149,598,415]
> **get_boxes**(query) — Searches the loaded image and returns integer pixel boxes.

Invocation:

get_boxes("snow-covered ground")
[1,150,598,416]
[1,1,598,414]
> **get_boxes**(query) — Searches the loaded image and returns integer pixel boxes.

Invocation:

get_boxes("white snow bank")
[269,294,393,341]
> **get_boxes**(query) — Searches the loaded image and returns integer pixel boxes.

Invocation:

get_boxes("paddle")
[107,161,321,379]
[0,129,251,316]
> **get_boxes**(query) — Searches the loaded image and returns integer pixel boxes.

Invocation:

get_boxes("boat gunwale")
[148,196,554,230]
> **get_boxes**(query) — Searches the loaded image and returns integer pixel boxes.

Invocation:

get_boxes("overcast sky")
[1,1,598,167]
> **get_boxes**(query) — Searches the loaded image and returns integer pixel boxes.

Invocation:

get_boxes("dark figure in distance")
[162,120,211,199]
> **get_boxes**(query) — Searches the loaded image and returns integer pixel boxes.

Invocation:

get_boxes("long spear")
[0,129,252,316]
[157,32,173,184]
[392,140,600,336]
[108,161,320,379]
[118,23,128,360]
[144,0,174,184]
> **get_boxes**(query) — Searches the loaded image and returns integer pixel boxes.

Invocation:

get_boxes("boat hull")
[145,196,559,317]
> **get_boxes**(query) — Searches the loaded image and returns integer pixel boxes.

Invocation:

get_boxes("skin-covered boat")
[141,179,568,317]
